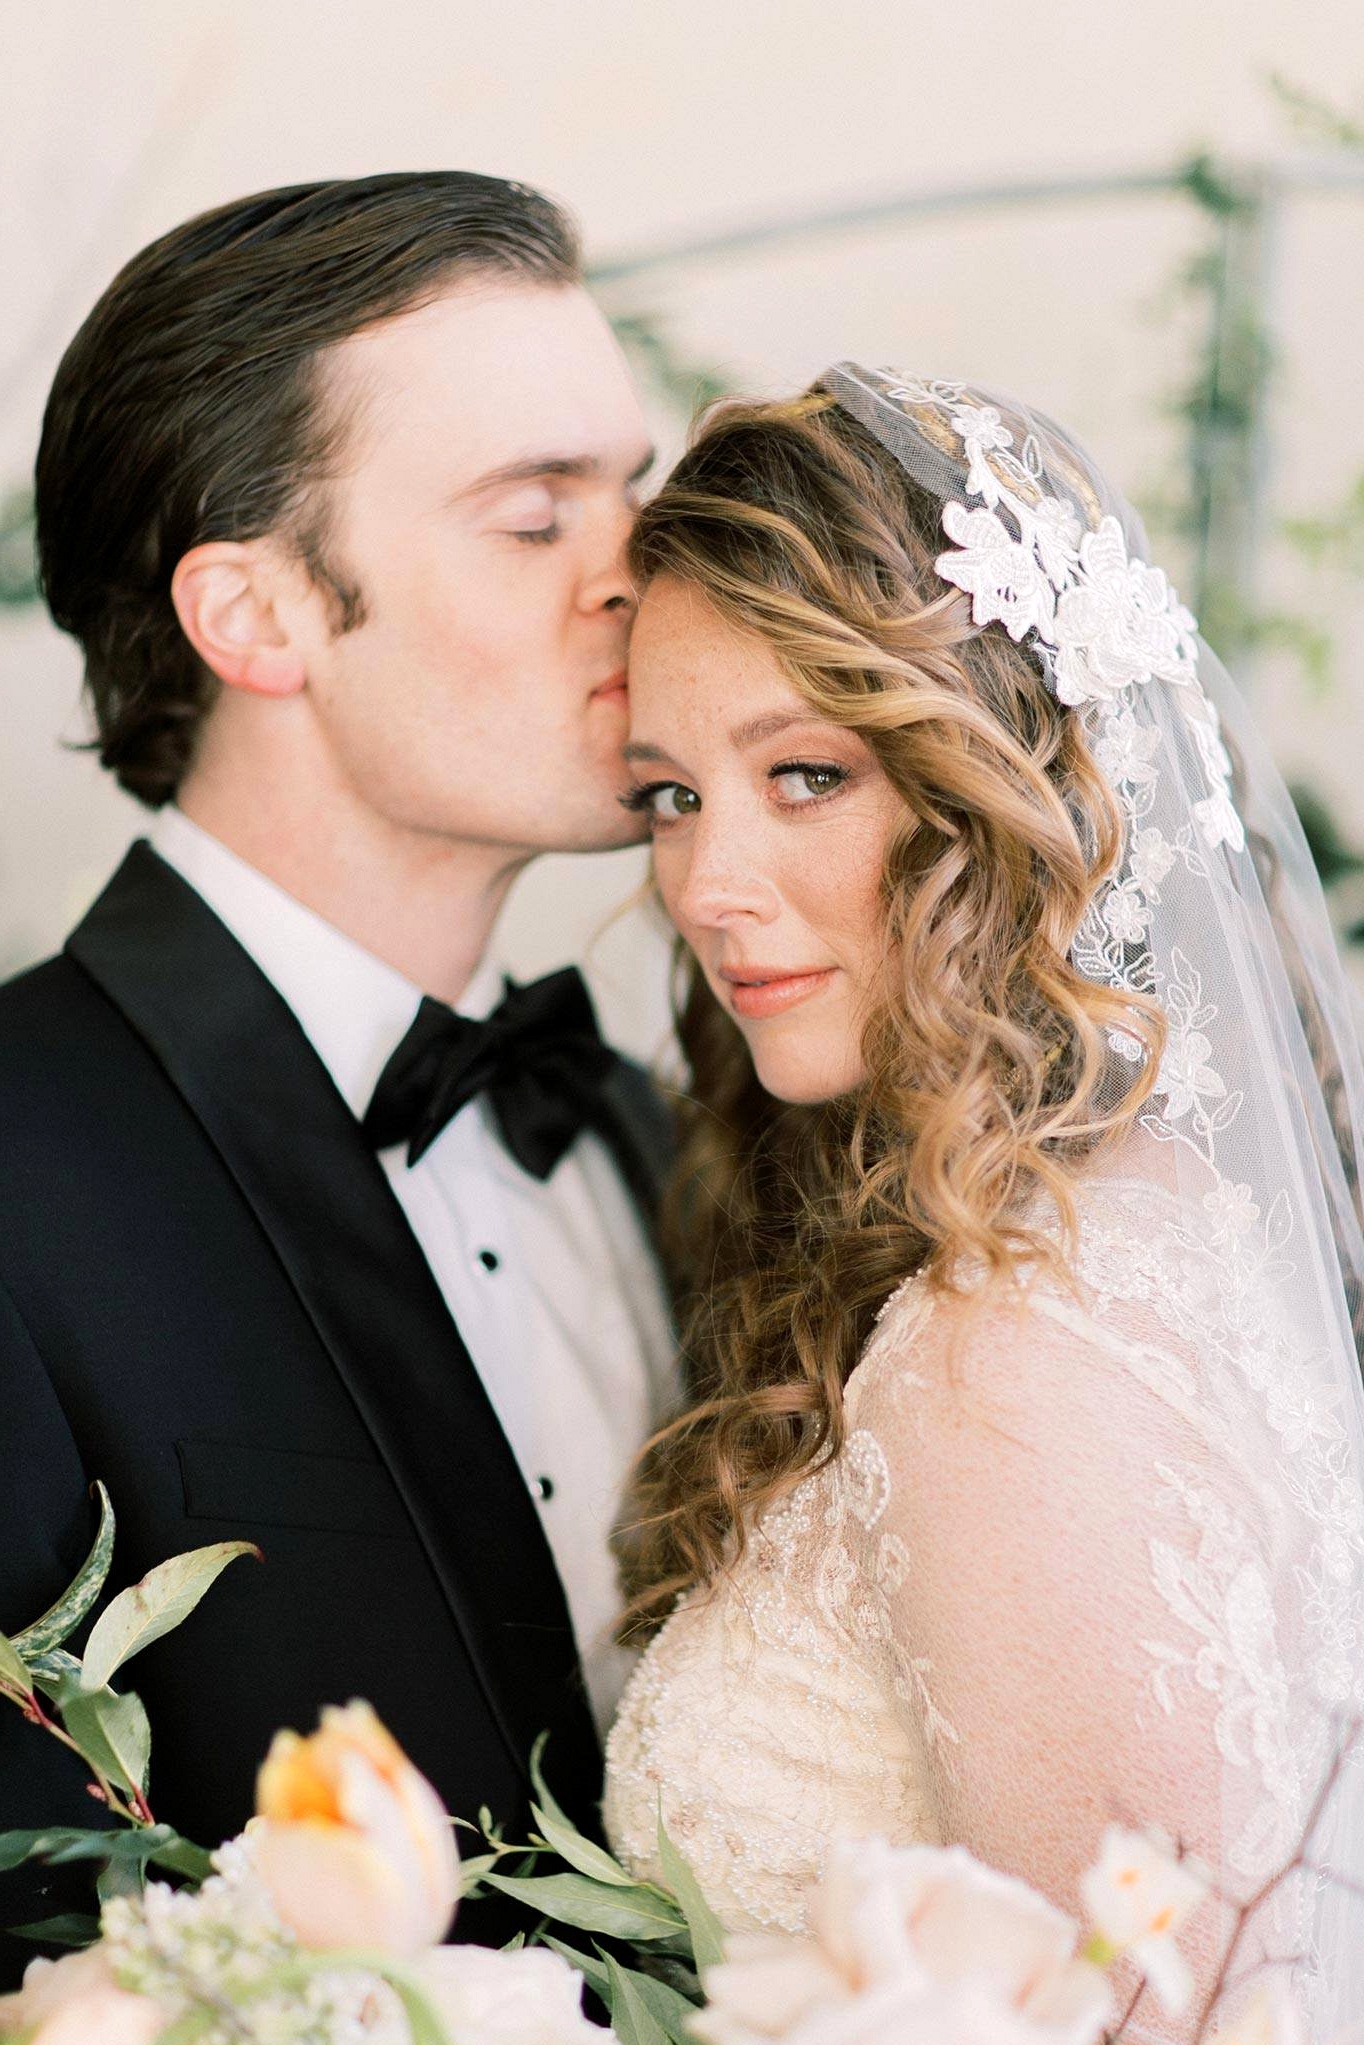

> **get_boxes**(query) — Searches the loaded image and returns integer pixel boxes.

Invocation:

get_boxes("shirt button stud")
[478,1248,500,1272]
[535,1474,555,1501]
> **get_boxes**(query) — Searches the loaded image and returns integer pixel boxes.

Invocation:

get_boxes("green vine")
[0,486,37,607]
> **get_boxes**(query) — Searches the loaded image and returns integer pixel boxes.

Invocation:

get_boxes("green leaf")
[0,1629,34,1700]
[80,1541,260,1692]
[375,1975,452,2045]
[529,1731,573,1834]
[481,1869,686,1942]
[597,1948,702,2043]
[605,1951,674,2045]
[143,1830,213,1883]
[656,1807,725,1971]
[1,1913,101,1947]
[0,1823,211,1880]
[455,1850,505,1896]
[0,1829,78,1873]
[13,1484,115,1657]
[97,1854,143,1906]
[530,1801,637,1887]
[541,1936,611,2001]
[545,1936,704,2045]
[27,1648,80,1700]
[60,1683,152,1798]
[150,2016,215,2045]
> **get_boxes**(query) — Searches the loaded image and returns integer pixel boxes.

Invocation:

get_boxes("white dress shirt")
[148,806,675,1732]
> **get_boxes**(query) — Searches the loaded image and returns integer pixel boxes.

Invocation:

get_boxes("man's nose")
[580,497,638,617]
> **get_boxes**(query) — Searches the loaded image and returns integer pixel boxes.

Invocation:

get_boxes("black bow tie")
[361,966,620,1179]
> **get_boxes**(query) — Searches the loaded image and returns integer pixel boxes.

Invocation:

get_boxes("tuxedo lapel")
[66,842,603,1811]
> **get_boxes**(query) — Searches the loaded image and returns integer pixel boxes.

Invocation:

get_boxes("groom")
[0,173,673,1941]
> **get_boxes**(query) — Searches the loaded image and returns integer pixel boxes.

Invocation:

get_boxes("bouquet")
[0,1491,1328,2044]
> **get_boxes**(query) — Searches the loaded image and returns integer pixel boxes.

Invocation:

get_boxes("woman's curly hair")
[615,388,1166,1638]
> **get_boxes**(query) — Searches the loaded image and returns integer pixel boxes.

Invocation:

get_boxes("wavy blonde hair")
[616,389,1166,1637]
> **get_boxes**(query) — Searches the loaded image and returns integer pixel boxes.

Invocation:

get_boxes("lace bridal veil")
[818,366,1364,2039]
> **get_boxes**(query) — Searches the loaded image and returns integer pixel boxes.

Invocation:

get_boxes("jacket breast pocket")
[176,1437,416,1539]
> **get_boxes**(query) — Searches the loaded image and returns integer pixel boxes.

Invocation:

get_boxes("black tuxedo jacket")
[0,841,671,1957]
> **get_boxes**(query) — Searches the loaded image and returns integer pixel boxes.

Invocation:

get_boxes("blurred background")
[3,0,1364,1058]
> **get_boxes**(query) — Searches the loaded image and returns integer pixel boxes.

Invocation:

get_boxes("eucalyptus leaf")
[0,1913,101,1947]
[530,1801,636,1887]
[12,1483,115,1656]
[656,1809,725,1971]
[60,1683,152,1798]
[0,1630,33,1699]
[605,1951,674,2045]
[80,1540,260,1692]
[481,1869,685,1942]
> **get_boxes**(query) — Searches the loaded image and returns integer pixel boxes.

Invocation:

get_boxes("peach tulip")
[251,1698,459,1956]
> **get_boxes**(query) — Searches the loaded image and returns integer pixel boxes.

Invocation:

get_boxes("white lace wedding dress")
[603,1164,1362,2033]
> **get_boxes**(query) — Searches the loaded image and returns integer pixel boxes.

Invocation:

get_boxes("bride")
[599,367,1364,2040]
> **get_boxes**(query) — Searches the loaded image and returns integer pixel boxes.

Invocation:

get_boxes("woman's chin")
[748,1038,866,1106]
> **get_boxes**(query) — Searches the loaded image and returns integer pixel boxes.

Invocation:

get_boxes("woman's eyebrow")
[728,711,821,747]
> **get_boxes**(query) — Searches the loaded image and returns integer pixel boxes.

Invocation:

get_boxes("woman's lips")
[723,968,836,1020]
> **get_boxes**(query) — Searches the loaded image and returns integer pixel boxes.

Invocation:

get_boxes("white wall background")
[3,0,1363,1053]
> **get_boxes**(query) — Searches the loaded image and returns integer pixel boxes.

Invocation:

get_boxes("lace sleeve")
[842,1179,1327,2038]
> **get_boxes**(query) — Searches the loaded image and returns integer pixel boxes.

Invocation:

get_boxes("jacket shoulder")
[0,950,148,1124]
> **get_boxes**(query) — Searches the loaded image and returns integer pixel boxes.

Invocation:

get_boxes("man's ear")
[171,540,308,697]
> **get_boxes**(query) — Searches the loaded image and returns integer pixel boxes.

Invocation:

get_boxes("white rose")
[251,1698,459,1956]
[416,1942,605,2045]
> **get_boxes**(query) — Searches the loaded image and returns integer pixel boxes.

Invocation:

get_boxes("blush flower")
[0,1945,164,2045]
[693,1838,1112,2045]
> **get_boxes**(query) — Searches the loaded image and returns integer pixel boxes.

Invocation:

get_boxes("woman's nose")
[674,822,779,929]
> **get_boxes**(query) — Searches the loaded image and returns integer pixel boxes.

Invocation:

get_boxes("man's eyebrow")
[454,447,656,501]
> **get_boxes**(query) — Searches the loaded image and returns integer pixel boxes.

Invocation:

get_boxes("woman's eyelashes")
[620,761,852,828]
[619,780,700,823]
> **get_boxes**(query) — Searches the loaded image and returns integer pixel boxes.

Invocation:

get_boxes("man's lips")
[591,670,628,702]
[717,964,837,1020]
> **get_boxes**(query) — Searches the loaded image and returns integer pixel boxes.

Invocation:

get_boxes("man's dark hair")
[35,172,582,806]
